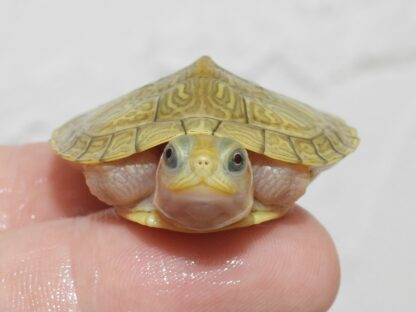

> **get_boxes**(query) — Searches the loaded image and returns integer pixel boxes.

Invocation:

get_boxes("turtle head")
[154,134,253,232]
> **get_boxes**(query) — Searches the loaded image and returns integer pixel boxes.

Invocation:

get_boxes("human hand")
[0,143,340,311]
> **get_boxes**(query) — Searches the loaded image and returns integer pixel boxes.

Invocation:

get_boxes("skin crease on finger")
[0,143,340,311]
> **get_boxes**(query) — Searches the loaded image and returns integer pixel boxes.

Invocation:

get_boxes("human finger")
[0,143,106,231]
[0,206,339,311]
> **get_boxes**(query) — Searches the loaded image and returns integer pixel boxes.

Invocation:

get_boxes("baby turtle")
[50,56,359,233]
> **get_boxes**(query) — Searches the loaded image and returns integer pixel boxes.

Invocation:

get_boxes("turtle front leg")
[83,148,159,207]
[115,194,166,228]
[250,152,312,217]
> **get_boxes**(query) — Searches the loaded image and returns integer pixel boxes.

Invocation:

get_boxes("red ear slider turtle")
[50,56,359,233]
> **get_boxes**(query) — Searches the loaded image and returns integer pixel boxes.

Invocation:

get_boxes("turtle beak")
[166,175,237,195]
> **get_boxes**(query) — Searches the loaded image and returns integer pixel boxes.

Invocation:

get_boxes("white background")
[1,1,415,310]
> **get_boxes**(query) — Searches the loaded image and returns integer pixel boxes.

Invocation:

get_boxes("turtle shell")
[50,56,359,167]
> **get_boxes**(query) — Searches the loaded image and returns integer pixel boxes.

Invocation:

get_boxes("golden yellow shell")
[50,56,359,167]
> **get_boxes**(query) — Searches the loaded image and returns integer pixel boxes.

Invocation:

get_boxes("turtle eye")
[228,148,246,172]
[163,145,178,169]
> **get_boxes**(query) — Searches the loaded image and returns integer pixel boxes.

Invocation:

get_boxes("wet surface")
[131,250,244,296]
[0,245,78,311]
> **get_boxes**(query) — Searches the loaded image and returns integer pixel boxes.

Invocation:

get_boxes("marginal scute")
[101,128,137,162]
[78,136,111,162]
[68,134,90,160]
[324,130,350,155]
[264,131,300,163]
[291,137,327,166]
[50,56,359,167]
[313,135,343,164]
[348,136,360,148]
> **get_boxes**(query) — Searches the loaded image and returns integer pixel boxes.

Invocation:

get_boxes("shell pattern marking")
[50,56,359,166]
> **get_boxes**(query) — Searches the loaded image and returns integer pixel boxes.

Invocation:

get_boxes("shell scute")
[51,56,359,166]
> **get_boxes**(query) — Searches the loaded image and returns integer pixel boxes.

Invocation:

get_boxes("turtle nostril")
[192,155,216,174]
[196,156,210,167]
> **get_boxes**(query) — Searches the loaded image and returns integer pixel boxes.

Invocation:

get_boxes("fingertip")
[280,208,341,311]
[0,143,106,230]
